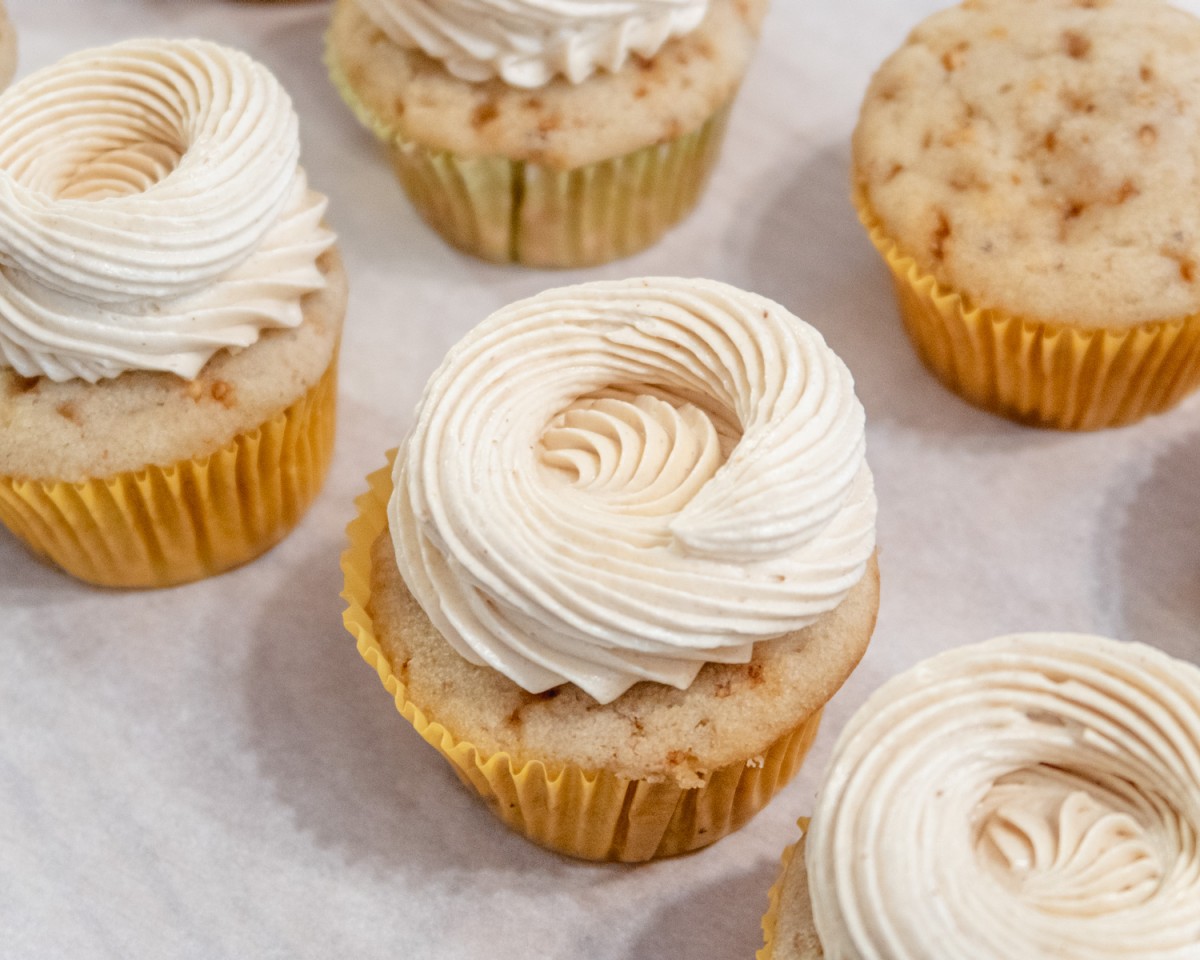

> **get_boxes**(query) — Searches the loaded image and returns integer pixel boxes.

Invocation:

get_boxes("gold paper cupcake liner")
[342,458,825,863]
[0,12,14,93]
[388,106,731,268]
[853,186,1200,430]
[758,822,807,960]
[0,358,338,588]
[326,43,731,267]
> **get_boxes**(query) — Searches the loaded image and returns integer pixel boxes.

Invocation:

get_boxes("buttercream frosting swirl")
[806,634,1200,959]
[0,39,333,383]
[356,0,709,87]
[390,277,877,704]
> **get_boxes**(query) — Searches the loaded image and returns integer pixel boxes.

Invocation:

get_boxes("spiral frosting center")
[390,278,876,704]
[43,142,183,202]
[976,770,1165,917]
[806,634,1200,960]
[0,39,334,382]
[538,388,739,542]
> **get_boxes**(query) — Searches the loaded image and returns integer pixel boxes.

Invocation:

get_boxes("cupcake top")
[805,633,1200,959]
[0,39,334,383]
[855,0,1200,327]
[389,277,877,704]
[355,0,708,87]
[329,0,766,169]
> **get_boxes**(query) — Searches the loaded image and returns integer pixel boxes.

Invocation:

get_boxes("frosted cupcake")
[326,0,767,266]
[0,0,15,90]
[854,0,1200,429]
[343,277,879,861]
[759,633,1200,958]
[0,40,344,588]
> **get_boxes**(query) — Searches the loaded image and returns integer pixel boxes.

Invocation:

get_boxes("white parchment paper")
[1,1,1197,957]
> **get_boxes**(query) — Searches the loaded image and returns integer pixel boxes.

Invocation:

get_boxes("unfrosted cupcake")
[0,0,15,89]
[0,40,345,588]
[759,633,1200,958]
[854,0,1200,429]
[326,0,767,266]
[342,277,880,861]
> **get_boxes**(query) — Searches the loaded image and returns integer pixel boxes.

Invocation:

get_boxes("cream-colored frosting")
[355,0,709,87]
[389,277,877,704]
[0,39,333,383]
[806,634,1200,959]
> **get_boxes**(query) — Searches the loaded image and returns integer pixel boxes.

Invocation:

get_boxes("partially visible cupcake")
[759,633,1200,958]
[854,0,1200,429]
[343,277,880,861]
[0,40,345,588]
[0,0,15,89]
[326,0,767,266]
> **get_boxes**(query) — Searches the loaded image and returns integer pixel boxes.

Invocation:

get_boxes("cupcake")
[854,0,1200,430]
[759,633,1200,958]
[0,40,344,588]
[325,0,767,267]
[0,0,15,90]
[342,277,880,861]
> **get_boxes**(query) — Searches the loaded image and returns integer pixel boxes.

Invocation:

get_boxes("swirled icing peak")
[356,0,709,87]
[806,634,1200,959]
[0,39,334,383]
[390,277,877,703]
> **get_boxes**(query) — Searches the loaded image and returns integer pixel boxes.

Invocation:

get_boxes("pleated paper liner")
[0,358,338,589]
[342,457,825,863]
[853,185,1200,430]
[758,825,821,960]
[388,105,730,267]
[325,40,731,267]
[758,824,800,960]
[0,11,13,92]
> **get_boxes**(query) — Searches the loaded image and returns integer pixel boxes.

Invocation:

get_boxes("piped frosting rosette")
[390,277,877,704]
[356,0,709,87]
[0,39,333,383]
[806,634,1200,959]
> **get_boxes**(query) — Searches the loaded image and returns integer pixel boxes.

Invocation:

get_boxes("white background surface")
[2,1,1198,957]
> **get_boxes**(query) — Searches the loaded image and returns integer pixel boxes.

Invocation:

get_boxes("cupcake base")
[385,105,731,267]
[0,357,337,588]
[0,248,347,589]
[759,829,824,960]
[0,0,15,90]
[440,698,820,862]
[854,186,1200,430]
[342,458,879,862]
